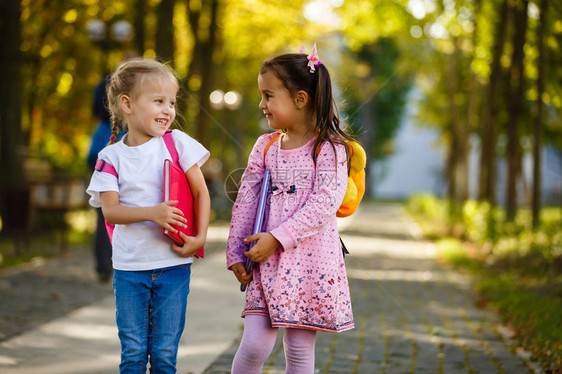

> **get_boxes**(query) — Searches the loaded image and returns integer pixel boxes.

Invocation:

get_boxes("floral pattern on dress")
[227,133,354,333]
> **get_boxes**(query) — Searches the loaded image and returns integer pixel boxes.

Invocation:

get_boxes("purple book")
[241,169,271,292]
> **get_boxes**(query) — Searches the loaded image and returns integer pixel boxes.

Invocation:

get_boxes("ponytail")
[311,64,353,171]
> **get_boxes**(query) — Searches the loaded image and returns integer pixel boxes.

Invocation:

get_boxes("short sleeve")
[86,151,119,208]
[171,129,210,171]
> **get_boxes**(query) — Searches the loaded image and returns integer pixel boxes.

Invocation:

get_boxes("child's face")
[258,71,302,131]
[125,74,178,143]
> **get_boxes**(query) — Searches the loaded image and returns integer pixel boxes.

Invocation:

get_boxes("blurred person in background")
[87,73,115,283]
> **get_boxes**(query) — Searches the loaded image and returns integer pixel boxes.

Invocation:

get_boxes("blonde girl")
[86,58,210,373]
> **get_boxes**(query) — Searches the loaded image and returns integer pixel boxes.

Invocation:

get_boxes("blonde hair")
[106,58,180,144]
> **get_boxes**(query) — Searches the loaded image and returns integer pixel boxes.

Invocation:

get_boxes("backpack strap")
[263,132,282,163]
[95,158,118,178]
[163,130,179,164]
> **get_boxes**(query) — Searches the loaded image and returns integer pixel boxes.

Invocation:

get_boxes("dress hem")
[241,309,354,333]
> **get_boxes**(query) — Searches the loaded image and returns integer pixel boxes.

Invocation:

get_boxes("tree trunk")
[155,0,176,64]
[532,0,547,228]
[185,0,202,88]
[0,0,27,235]
[478,0,509,205]
[446,37,463,203]
[134,0,146,55]
[189,0,219,149]
[505,0,529,222]
[464,0,481,202]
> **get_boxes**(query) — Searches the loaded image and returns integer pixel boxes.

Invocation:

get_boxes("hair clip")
[307,43,322,73]
[298,45,306,54]
[110,136,117,143]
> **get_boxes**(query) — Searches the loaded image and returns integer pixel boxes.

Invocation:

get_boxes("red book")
[163,159,204,258]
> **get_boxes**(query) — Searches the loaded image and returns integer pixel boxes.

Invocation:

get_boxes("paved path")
[0,225,244,374]
[0,203,537,373]
[204,204,536,374]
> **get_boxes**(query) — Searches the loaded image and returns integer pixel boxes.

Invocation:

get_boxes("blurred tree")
[7,0,559,219]
[445,36,468,205]
[0,0,26,236]
[478,0,509,206]
[505,0,529,222]
[204,0,313,169]
[134,0,146,55]
[532,0,547,228]
[461,0,483,205]
[184,0,220,149]
[341,40,413,197]
[156,0,175,63]
[337,0,415,197]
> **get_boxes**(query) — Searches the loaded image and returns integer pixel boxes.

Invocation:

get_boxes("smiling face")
[258,71,303,131]
[121,73,178,145]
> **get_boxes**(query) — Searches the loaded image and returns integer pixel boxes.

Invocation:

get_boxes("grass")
[0,209,96,270]
[406,194,562,372]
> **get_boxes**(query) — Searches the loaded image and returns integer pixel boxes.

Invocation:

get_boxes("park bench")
[21,152,89,251]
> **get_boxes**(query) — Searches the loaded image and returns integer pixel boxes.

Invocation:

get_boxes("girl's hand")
[230,262,252,284]
[244,233,281,262]
[151,200,187,233]
[172,231,204,258]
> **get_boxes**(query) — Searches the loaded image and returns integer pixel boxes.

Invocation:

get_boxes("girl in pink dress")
[226,44,355,374]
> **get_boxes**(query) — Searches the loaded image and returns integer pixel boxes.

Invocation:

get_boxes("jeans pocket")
[179,263,192,272]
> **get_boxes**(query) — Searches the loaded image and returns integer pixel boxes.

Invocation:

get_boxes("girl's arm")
[172,163,210,257]
[100,191,188,233]
[226,134,272,271]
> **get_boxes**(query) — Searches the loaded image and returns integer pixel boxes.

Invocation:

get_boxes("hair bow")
[307,43,321,73]
[299,43,322,73]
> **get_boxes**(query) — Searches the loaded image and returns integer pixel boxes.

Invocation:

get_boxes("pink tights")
[231,314,317,374]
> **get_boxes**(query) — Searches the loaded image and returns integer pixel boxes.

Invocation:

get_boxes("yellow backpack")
[336,140,367,217]
[264,133,366,217]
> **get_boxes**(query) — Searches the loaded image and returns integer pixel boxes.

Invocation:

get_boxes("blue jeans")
[113,264,191,373]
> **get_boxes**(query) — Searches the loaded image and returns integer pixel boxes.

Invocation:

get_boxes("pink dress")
[226,132,354,333]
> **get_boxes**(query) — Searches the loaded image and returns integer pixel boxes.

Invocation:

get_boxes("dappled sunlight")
[341,235,438,259]
[189,276,237,294]
[178,342,237,357]
[42,322,116,341]
[303,0,343,26]
[348,268,437,282]
[205,225,230,243]
[0,355,17,365]
[382,324,484,349]
[65,209,96,234]
[1,357,120,374]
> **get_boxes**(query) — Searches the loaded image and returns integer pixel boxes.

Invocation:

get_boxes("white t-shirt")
[86,130,210,271]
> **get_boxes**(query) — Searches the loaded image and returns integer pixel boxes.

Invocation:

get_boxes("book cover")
[241,168,271,291]
[163,159,204,258]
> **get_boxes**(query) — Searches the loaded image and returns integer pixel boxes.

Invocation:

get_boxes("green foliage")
[21,0,136,176]
[407,193,448,220]
[436,237,482,271]
[462,200,501,245]
[340,38,413,159]
[477,275,562,370]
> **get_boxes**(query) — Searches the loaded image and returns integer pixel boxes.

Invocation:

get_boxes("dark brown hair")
[260,53,354,167]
